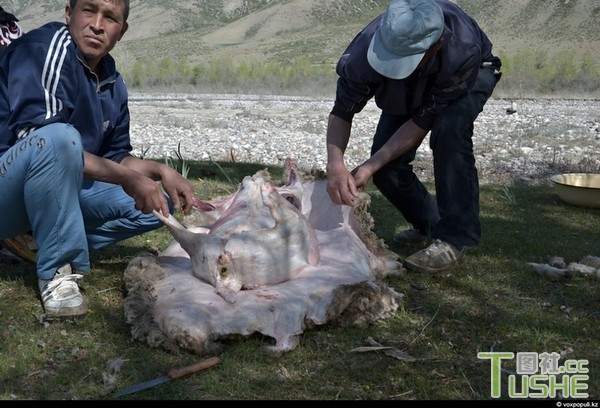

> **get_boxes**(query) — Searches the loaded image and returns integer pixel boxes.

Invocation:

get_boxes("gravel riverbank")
[128,93,600,186]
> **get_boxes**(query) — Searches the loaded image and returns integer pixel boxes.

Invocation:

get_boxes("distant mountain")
[9,0,600,74]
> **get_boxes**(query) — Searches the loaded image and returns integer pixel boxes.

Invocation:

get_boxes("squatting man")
[0,0,195,317]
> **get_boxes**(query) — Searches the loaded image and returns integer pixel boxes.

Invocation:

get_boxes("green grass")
[1,160,599,400]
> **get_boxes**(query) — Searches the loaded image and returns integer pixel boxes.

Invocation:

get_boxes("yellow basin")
[549,173,600,209]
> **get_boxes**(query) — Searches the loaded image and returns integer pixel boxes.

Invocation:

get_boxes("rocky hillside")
[9,0,600,68]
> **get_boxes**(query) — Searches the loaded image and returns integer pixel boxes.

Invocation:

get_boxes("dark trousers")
[371,67,499,250]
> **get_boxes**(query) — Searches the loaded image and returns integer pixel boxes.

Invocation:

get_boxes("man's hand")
[157,165,195,214]
[117,155,195,215]
[351,164,374,192]
[120,171,171,215]
[326,162,360,206]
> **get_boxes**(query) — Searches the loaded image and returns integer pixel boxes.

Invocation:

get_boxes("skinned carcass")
[124,160,404,355]
[152,159,319,303]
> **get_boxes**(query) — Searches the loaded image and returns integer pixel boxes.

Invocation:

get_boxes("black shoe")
[392,228,427,245]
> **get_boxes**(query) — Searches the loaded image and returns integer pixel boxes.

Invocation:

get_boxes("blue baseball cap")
[367,0,444,79]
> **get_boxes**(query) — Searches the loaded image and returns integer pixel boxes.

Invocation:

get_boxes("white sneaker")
[38,263,88,317]
[404,239,465,274]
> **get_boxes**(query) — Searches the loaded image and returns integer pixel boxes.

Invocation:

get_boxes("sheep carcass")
[152,162,320,304]
[124,160,404,355]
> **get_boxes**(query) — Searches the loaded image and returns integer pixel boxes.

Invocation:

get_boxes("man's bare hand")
[351,164,373,192]
[158,165,195,214]
[326,162,360,206]
[121,172,170,215]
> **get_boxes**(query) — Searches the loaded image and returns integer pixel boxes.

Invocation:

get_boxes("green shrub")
[119,49,599,98]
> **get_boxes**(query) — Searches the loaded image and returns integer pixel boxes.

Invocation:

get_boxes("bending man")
[326,0,502,273]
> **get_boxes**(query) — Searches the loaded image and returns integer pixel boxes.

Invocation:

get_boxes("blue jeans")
[371,67,499,250]
[0,123,170,280]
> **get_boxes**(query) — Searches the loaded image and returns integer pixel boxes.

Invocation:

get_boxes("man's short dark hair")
[69,0,130,22]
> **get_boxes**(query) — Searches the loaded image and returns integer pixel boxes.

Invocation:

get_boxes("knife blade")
[112,356,220,398]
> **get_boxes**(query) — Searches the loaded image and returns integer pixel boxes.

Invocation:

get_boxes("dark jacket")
[331,0,501,130]
[0,22,132,162]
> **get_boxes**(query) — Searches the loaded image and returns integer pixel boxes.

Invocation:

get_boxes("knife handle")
[167,356,220,379]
